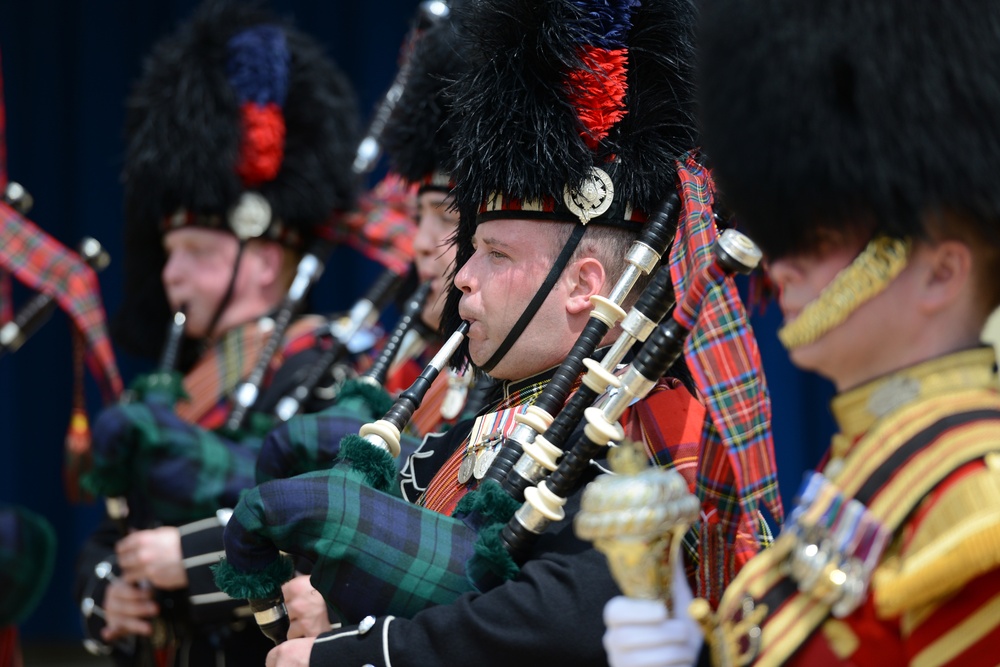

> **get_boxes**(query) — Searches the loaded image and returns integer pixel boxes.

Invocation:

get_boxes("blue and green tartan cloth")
[0,504,56,625]
[82,318,333,527]
[83,395,264,527]
[222,463,479,624]
[254,379,423,484]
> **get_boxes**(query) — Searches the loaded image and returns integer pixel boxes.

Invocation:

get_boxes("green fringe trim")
[338,379,394,417]
[469,523,520,584]
[455,481,521,524]
[211,553,295,600]
[458,482,523,585]
[339,435,397,492]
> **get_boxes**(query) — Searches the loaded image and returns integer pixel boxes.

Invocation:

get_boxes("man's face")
[767,236,917,390]
[413,191,459,330]
[454,218,581,380]
[161,227,242,339]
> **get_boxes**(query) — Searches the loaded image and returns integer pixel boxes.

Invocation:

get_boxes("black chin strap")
[204,241,246,341]
[479,224,586,374]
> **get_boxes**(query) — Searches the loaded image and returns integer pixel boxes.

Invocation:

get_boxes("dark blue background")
[0,0,834,642]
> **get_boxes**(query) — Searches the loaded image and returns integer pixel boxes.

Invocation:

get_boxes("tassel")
[64,329,93,503]
[0,270,11,325]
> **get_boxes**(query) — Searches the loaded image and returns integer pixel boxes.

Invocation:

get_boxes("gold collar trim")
[831,347,997,452]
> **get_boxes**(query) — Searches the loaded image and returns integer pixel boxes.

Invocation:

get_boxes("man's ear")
[248,239,285,288]
[566,256,606,315]
[919,239,973,314]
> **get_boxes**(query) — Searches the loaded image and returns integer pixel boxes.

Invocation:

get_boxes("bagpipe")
[216,316,472,644]
[207,182,681,633]
[80,0,460,540]
[81,262,408,530]
[212,161,772,644]
[0,180,122,508]
[78,251,435,667]
[255,277,438,485]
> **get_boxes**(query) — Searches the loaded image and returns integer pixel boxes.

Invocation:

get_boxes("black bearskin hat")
[697,0,1000,260]
[114,0,360,360]
[442,0,698,367]
[381,8,468,190]
[379,5,469,316]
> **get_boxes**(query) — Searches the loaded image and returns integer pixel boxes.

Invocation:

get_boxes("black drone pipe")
[358,280,432,388]
[272,267,406,422]
[357,320,470,457]
[500,262,678,500]
[226,242,331,432]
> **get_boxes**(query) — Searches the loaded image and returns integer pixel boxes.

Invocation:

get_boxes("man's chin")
[181,320,210,340]
[468,344,503,377]
[787,344,833,380]
[468,347,488,370]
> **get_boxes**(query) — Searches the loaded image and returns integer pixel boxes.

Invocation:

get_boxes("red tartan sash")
[408,370,455,438]
[176,315,325,427]
[416,377,549,515]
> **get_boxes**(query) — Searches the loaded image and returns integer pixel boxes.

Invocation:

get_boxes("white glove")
[603,558,704,667]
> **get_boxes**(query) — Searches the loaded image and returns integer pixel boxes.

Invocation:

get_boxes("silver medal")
[473,446,497,480]
[458,453,475,485]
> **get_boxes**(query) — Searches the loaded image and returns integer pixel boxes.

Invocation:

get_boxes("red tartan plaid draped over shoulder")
[0,203,122,401]
[333,173,417,276]
[670,154,783,550]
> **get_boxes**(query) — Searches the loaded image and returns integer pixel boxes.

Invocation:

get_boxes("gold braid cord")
[779,237,910,350]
